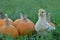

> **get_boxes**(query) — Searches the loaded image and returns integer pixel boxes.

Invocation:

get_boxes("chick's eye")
[41,11,44,13]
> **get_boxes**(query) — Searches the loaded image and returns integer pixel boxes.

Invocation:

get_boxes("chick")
[35,9,49,39]
[47,13,56,32]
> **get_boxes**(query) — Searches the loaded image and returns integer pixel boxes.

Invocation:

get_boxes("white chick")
[35,9,49,39]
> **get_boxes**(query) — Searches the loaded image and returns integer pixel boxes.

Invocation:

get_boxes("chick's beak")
[40,13,42,15]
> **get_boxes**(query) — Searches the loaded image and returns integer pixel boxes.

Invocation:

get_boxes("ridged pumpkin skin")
[16,18,35,35]
[1,25,19,38]
[0,18,14,28]
[14,19,21,27]
[0,19,5,28]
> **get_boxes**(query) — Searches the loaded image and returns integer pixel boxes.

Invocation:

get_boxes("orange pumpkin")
[0,17,15,28]
[0,14,19,38]
[14,13,35,35]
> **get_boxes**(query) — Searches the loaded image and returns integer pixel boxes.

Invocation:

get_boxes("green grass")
[0,0,60,40]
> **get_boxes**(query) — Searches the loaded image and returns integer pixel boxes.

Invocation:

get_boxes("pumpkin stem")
[47,13,51,22]
[20,13,28,21]
[0,14,2,19]
[23,14,28,22]
[24,14,27,19]
[20,13,24,19]
[5,14,9,26]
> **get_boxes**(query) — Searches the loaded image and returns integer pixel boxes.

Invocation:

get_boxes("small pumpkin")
[0,15,14,28]
[1,14,19,38]
[14,13,35,35]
